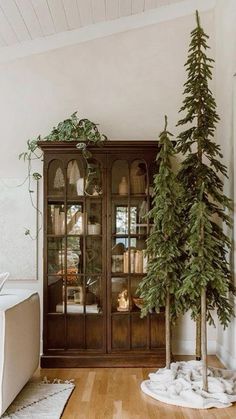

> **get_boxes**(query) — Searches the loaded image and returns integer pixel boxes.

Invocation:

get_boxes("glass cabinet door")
[46,155,104,351]
[110,158,150,351]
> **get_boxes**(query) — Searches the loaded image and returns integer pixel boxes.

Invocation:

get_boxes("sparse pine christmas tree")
[177,11,235,391]
[138,116,184,368]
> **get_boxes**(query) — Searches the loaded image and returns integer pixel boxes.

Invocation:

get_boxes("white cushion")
[0,289,40,415]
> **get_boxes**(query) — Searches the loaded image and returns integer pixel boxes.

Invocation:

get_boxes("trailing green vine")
[19,111,107,238]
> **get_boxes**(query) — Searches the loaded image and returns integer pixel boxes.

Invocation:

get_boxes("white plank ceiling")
[0,0,183,47]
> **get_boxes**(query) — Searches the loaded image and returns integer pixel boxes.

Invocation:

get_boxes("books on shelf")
[123,251,128,273]
[123,249,147,274]
[135,250,143,273]
[56,303,100,314]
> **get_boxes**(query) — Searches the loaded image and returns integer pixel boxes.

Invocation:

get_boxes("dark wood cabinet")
[39,140,165,367]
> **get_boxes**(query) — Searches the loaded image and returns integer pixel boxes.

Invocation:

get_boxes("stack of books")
[56,303,99,314]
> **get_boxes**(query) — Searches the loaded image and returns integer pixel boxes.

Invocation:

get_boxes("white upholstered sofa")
[0,289,40,415]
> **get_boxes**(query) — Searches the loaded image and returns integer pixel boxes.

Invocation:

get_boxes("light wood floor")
[36,356,236,419]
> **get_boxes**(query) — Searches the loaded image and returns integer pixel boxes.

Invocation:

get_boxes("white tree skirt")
[141,361,236,409]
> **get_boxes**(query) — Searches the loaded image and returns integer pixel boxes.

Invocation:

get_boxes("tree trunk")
[166,291,171,369]
[201,287,208,392]
[195,314,201,360]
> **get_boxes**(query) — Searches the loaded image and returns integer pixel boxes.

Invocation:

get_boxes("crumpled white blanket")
[141,361,236,409]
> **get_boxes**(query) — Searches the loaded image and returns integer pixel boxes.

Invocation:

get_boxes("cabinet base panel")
[41,351,166,368]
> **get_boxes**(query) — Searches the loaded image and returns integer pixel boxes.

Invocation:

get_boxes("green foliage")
[177,11,235,328]
[19,112,107,165]
[44,112,107,146]
[137,116,185,321]
[19,111,107,238]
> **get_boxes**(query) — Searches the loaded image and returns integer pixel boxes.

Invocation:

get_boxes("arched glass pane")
[130,160,147,194]
[48,159,65,196]
[85,158,102,196]
[112,160,129,195]
[67,159,84,198]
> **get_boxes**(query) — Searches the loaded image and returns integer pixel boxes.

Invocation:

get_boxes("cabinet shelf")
[47,234,65,238]
[111,310,144,315]
[86,234,103,238]
[112,234,147,238]
[47,273,102,277]
[112,193,148,198]
[111,311,130,315]
[47,234,103,238]
[111,273,146,277]
[47,196,65,202]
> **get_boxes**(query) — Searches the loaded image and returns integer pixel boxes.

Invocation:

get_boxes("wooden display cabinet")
[39,141,165,367]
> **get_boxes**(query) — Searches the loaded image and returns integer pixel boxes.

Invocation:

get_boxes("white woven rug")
[141,361,236,409]
[2,378,75,418]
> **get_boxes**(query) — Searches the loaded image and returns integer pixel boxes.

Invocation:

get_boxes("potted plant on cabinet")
[19,111,107,238]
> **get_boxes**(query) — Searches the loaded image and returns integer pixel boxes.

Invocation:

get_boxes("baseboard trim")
[173,340,216,356]
[216,342,236,369]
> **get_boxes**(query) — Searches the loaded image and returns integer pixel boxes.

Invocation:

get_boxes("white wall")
[0,10,217,355]
[215,0,236,369]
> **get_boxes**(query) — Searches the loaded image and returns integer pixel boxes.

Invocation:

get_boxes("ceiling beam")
[0,0,216,64]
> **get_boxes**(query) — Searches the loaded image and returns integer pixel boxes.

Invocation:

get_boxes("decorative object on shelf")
[57,269,76,282]
[91,185,102,196]
[133,297,143,310]
[53,167,65,190]
[66,268,78,283]
[73,286,83,304]
[67,250,80,269]
[88,216,101,235]
[85,159,102,196]
[112,243,125,273]
[19,111,107,238]
[85,291,96,305]
[67,160,80,185]
[67,286,82,303]
[131,162,146,194]
[85,277,97,305]
[118,176,128,195]
[117,289,129,311]
[76,178,84,195]
[112,255,123,273]
[112,243,125,254]
[57,249,80,282]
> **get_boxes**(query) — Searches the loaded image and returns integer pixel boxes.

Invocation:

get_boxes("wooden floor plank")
[37,356,236,419]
